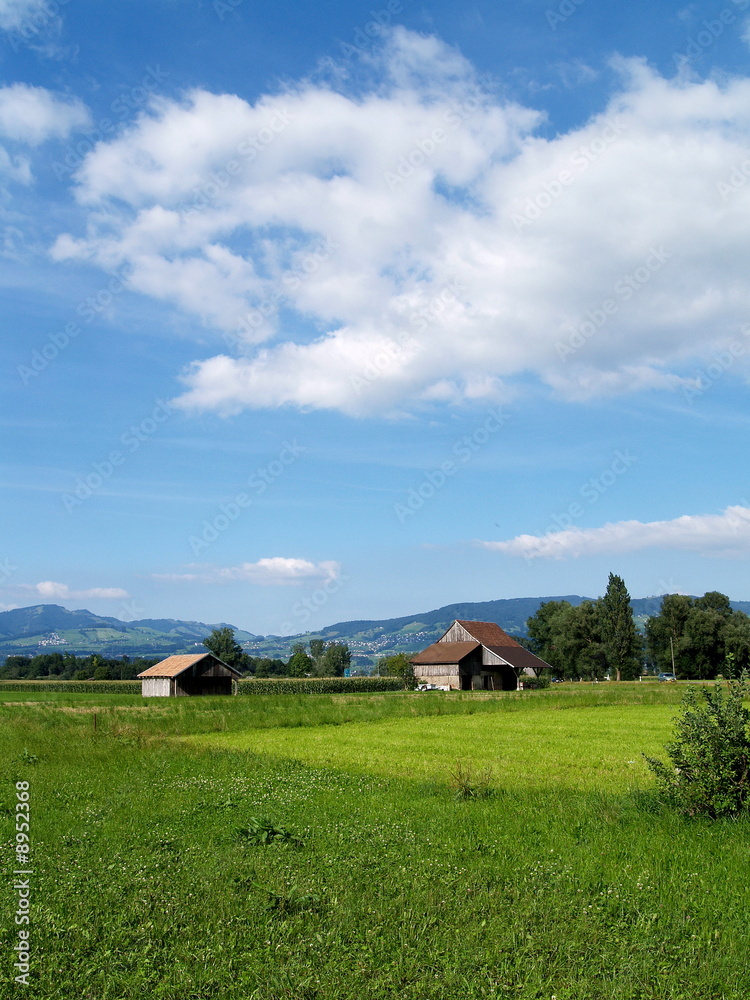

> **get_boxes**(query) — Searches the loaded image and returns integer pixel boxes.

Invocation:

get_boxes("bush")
[521,675,550,690]
[644,674,750,818]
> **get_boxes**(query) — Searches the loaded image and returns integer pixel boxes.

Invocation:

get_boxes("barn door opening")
[460,672,472,690]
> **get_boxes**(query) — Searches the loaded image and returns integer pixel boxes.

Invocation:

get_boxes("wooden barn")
[137,653,241,697]
[410,620,551,691]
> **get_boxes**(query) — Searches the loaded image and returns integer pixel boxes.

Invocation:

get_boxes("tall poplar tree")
[599,573,641,681]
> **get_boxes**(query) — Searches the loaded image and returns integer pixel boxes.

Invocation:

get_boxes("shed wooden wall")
[141,677,171,697]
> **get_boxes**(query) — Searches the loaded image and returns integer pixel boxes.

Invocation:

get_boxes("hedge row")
[238,676,404,695]
[0,677,404,695]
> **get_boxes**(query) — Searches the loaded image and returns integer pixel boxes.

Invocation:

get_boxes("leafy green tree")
[286,643,313,677]
[556,601,608,680]
[309,638,326,666]
[646,592,747,680]
[681,607,726,680]
[645,594,692,675]
[695,591,733,617]
[526,600,571,673]
[254,657,287,678]
[0,656,32,679]
[203,627,251,672]
[526,600,606,678]
[379,652,416,688]
[724,612,750,676]
[319,642,351,676]
[599,573,641,680]
[30,652,65,677]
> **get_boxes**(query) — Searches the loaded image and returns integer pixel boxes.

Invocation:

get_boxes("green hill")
[4,595,749,663]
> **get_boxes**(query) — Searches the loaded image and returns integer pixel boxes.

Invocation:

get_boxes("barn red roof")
[455,620,522,647]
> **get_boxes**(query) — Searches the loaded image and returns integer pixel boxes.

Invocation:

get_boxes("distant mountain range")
[4,595,750,663]
[0,605,259,659]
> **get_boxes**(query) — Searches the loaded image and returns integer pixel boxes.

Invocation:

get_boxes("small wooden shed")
[411,620,552,691]
[137,653,241,697]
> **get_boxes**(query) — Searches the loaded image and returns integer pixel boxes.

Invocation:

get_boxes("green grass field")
[1,684,749,999]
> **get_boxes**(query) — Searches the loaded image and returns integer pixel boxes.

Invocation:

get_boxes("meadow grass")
[1,685,748,999]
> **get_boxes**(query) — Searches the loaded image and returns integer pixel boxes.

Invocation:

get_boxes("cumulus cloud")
[482,505,750,560]
[153,558,340,587]
[0,84,90,145]
[20,581,130,599]
[50,29,750,416]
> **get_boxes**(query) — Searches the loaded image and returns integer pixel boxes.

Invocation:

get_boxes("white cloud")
[20,581,130,600]
[0,0,48,31]
[0,84,90,145]
[482,505,750,560]
[50,30,750,416]
[152,558,340,587]
[0,145,31,184]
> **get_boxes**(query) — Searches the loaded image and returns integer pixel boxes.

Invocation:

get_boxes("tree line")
[0,631,354,680]
[525,573,750,680]
[203,629,353,677]
[0,653,160,681]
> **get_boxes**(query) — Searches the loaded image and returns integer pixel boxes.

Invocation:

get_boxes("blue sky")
[3,0,750,636]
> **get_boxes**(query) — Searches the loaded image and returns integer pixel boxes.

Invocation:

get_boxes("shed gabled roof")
[484,645,553,673]
[411,641,480,665]
[137,653,242,679]
[454,620,523,648]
